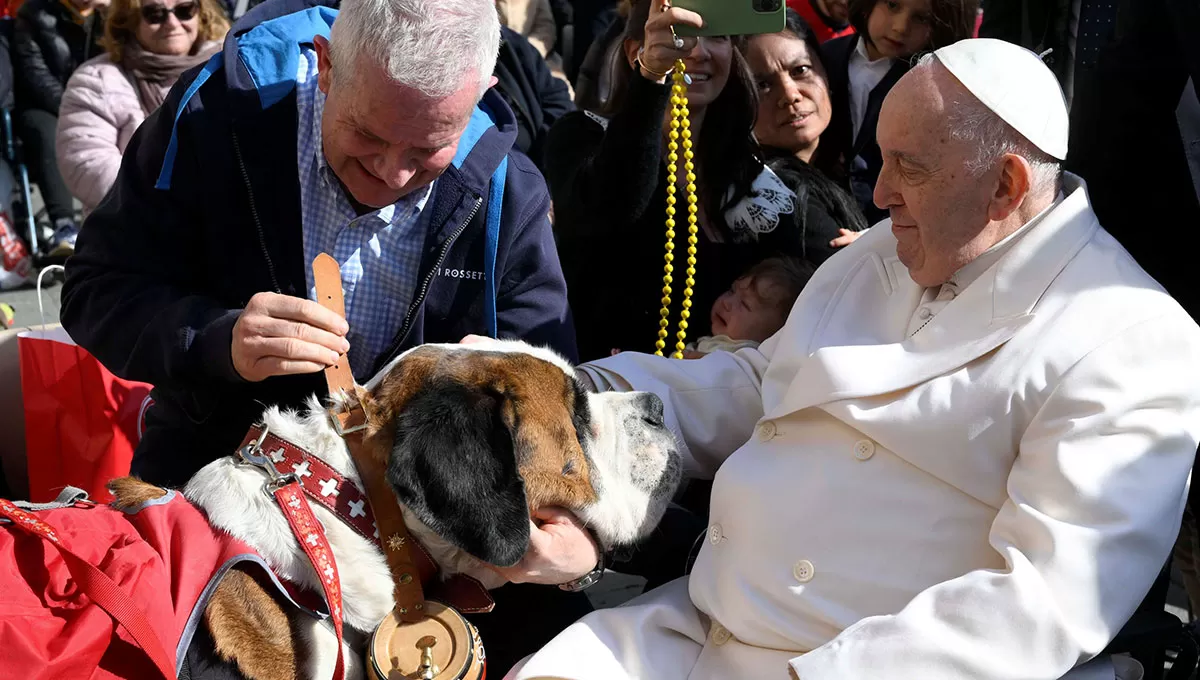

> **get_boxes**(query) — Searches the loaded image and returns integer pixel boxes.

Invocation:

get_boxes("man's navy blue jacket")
[60,0,577,487]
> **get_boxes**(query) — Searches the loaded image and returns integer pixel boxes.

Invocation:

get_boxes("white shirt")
[848,37,895,142]
[906,192,1066,337]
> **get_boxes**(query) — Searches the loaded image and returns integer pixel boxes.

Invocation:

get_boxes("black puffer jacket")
[495,26,573,170]
[12,0,103,114]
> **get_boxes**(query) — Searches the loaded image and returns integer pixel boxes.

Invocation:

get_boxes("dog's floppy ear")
[385,380,530,567]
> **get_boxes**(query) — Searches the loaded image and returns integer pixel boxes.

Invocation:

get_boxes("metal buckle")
[237,426,298,497]
[328,389,367,436]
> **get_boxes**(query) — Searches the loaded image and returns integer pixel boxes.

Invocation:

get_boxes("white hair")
[917,54,1062,195]
[329,0,501,99]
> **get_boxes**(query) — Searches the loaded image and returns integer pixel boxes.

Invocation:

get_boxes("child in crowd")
[817,0,977,223]
[609,257,815,358]
[685,256,815,358]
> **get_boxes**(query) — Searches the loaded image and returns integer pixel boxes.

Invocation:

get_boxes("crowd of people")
[1,0,1197,676]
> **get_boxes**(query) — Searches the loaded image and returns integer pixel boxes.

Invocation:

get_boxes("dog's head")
[352,340,681,567]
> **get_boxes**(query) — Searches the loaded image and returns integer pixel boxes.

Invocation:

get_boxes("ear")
[987,153,1033,222]
[314,35,333,95]
[385,383,531,567]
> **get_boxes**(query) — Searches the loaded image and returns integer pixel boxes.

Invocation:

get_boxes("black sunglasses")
[140,2,199,24]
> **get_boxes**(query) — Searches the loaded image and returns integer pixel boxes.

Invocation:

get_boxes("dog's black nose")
[638,392,665,426]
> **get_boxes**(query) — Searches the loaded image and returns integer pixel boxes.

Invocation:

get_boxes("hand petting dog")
[489,507,601,585]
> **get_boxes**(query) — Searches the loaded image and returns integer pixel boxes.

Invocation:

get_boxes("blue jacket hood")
[158,1,518,195]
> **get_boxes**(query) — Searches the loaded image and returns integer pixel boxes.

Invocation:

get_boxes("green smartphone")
[672,0,786,37]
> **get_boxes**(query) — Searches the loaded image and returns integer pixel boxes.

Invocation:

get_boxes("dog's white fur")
[184,340,680,679]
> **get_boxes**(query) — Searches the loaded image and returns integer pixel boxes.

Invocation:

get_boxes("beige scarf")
[122,40,220,116]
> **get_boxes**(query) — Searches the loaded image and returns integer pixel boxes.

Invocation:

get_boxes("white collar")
[851,36,892,67]
[947,191,1066,295]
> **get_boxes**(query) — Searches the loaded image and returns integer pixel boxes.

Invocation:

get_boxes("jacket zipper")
[375,196,483,370]
[231,130,282,294]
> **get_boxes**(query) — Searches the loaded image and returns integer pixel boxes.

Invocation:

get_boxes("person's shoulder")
[504,146,545,182]
[555,109,610,133]
[1026,208,1199,360]
[69,54,125,83]
[15,0,59,25]
[545,109,609,156]
[821,34,858,64]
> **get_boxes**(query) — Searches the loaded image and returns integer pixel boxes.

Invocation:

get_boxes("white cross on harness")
[268,447,286,464]
[292,461,312,478]
[306,533,319,546]
[288,496,301,508]
[319,478,339,498]
[348,499,365,518]
[324,565,335,581]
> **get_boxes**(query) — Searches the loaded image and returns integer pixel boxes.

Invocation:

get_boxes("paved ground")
[2,272,61,329]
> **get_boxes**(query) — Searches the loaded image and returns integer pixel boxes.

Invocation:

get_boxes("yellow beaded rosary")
[656,58,698,359]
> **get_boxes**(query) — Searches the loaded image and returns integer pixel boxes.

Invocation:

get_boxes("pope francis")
[504,39,1200,680]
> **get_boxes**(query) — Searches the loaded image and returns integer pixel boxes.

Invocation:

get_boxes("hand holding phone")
[636,0,705,79]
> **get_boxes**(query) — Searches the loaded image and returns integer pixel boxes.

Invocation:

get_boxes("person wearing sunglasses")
[55,0,228,214]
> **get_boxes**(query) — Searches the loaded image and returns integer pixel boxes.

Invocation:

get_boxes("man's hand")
[490,507,600,585]
[232,292,351,382]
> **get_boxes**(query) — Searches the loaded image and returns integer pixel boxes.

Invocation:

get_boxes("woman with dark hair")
[817,0,977,223]
[741,10,868,254]
[546,0,815,362]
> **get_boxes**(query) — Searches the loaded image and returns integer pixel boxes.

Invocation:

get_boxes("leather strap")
[313,253,427,622]
[0,499,179,680]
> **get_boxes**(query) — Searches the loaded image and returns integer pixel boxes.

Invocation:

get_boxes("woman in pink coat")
[55,0,228,212]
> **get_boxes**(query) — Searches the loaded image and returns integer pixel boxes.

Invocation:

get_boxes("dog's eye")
[562,459,576,476]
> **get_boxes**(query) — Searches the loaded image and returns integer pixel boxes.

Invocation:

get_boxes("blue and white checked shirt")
[296,48,432,380]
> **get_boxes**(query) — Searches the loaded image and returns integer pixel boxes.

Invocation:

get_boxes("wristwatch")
[558,535,607,592]
[558,559,605,592]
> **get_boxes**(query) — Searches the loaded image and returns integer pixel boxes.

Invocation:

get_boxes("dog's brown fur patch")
[205,568,301,680]
[106,477,168,511]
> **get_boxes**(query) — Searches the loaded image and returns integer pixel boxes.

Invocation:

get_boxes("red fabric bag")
[18,321,153,503]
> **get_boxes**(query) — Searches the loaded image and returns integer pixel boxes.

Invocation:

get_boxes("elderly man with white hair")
[60,0,598,671]
[505,39,1200,680]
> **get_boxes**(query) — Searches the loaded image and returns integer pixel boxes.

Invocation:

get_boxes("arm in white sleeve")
[789,314,1200,679]
[579,334,776,479]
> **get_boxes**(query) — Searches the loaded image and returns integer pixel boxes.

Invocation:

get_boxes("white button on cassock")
[709,524,724,545]
[757,421,777,441]
[711,623,732,645]
[853,439,876,461]
[793,559,815,583]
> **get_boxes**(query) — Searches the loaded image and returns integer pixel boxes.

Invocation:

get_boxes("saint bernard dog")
[109,339,681,680]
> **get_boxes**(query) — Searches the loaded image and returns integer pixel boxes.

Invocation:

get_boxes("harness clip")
[237,425,299,498]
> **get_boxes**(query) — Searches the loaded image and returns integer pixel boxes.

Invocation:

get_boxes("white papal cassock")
[507,176,1200,680]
